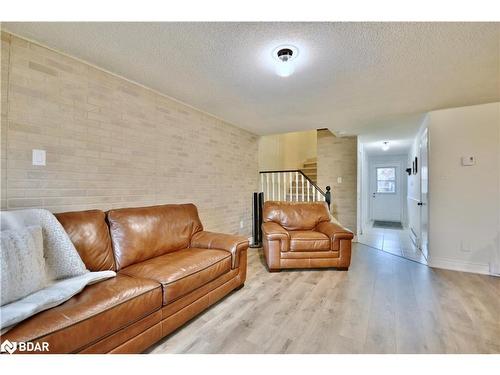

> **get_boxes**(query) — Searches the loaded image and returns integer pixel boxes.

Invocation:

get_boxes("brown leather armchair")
[261,201,354,271]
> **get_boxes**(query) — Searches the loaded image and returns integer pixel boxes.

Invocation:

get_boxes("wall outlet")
[461,155,475,166]
[32,149,46,166]
[239,220,244,229]
[337,176,343,184]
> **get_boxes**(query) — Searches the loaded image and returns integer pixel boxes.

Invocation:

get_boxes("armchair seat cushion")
[120,248,231,305]
[289,231,331,251]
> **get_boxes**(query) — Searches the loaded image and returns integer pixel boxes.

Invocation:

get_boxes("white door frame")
[419,128,429,259]
[368,156,407,224]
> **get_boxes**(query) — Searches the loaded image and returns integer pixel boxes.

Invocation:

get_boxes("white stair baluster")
[266,173,270,201]
[295,171,299,202]
[272,173,275,201]
[289,172,293,202]
[306,180,310,202]
[283,173,287,202]
[301,174,304,202]
[277,173,280,201]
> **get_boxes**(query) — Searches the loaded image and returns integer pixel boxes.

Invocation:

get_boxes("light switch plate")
[461,155,475,166]
[32,149,46,166]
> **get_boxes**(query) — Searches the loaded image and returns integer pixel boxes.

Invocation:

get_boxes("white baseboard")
[428,256,493,276]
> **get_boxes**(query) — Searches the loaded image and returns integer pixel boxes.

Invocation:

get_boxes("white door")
[419,129,429,259]
[371,164,402,222]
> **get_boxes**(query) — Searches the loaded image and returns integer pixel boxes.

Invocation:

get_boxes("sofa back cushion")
[55,210,116,272]
[107,204,203,270]
[262,201,330,231]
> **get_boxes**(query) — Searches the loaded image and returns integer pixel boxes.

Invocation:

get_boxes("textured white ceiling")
[4,22,500,139]
[359,113,426,156]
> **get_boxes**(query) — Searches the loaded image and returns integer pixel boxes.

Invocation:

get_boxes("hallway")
[357,224,427,264]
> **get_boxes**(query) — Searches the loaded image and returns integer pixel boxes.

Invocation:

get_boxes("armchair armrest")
[261,222,290,252]
[190,231,248,269]
[316,221,354,251]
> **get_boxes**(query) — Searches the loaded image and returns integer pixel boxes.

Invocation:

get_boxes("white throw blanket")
[0,209,116,332]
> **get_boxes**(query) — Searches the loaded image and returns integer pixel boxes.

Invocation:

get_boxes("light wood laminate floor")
[148,243,500,354]
[358,226,427,264]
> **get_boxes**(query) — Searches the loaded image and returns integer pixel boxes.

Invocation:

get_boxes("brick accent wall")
[317,129,357,233]
[0,32,258,235]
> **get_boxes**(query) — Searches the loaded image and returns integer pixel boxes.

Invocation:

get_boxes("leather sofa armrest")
[261,222,290,252]
[316,221,354,251]
[190,231,248,269]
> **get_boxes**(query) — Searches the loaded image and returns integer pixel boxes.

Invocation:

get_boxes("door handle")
[417,202,423,206]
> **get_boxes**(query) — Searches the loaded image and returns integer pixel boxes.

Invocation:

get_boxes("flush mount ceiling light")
[382,141,390,151]
[273,45,299,77]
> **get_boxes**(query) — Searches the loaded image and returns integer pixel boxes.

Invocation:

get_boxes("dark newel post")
[325,186,331,210]
[258,192,264,243]
[250,192,264,248]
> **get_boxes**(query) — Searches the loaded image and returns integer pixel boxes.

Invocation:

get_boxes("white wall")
[407,117,429,246]
[258,135,282,171]
[497,101,500,274]
[258,130,317,171]
[427,102,500,275]
[357,141,371,235]
[357,141,364,235]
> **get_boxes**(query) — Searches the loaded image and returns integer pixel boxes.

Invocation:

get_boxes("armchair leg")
[234,283,245,291]
[337,267,349,271]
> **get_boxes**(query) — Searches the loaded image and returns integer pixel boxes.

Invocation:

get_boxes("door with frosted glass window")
[370,164,402,222]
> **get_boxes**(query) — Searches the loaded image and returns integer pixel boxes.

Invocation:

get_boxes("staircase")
[285,158,318,200]
[300,157,317,184]
[260,157,330,207]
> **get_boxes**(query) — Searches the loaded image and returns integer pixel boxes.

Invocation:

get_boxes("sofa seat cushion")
[289,231,331,251]
[1,274,162,353]
[120,248,232,305]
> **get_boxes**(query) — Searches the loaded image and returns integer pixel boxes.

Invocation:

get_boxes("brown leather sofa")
[1,203,248,354]
[261,201,353,271]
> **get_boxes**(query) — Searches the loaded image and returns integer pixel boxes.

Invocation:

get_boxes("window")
[376,167,396,193]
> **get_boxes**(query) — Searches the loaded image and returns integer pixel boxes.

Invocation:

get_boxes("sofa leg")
[268,268,281,273]
[337,267,349,271]
[234,283,245,291]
